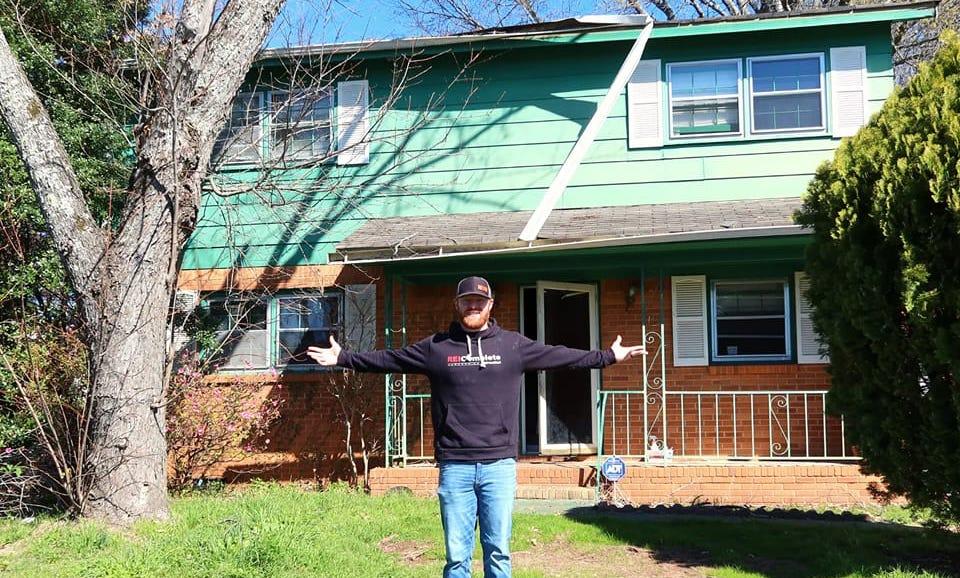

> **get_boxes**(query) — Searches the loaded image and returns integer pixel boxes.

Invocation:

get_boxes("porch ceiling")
[332,197,803,262]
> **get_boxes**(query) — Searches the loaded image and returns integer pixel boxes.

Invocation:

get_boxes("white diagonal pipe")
[519,19,654,242]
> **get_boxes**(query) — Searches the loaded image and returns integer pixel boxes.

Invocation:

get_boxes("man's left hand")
[611,335,646,362]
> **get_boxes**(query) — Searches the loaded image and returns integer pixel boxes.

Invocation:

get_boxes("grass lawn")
[0,483,958,578]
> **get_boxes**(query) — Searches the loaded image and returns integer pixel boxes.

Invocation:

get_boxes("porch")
[332,201,875,506]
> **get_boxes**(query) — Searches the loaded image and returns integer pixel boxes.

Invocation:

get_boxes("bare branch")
[515,0,542,23]
[185,0,285,149]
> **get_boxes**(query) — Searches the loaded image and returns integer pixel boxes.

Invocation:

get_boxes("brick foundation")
[369,462,886,507]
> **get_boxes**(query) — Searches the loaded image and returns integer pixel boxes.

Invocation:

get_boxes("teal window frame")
[709,278,792,363]
[747,52,827,134]
[666,58,743,140]
[267,88,334,164]
[198,295,272,371]
[198,290,344,373]
[274,292,344,370]
[211,91,266,167]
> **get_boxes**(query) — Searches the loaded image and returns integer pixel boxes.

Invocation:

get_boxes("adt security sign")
[601,456,626,482]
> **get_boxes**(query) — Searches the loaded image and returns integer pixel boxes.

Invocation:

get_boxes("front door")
[521,282,599,455]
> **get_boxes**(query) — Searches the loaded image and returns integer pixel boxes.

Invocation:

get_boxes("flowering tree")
[166,351,283,491]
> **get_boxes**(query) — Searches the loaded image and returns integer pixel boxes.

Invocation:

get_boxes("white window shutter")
[672,275,708,367]
[830,46,867,137]
[344,284,377,351]
[627,59,662,148]
[171,290,199,356]
[337,80,369,165]
[795,272,828,364]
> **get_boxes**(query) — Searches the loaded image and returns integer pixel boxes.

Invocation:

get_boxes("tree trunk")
[85,274,172,521]
[0,0,285,523]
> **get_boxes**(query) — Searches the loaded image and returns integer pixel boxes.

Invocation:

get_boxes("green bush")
[797,31,960,523]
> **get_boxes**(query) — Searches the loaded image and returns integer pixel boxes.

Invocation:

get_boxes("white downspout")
[518,18,654,242]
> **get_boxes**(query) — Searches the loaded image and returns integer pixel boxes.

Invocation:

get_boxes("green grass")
[0,482,957,578]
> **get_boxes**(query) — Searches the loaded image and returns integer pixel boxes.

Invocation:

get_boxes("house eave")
[331,225,808,265]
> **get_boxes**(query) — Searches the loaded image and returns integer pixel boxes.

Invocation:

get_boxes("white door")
[535,281,599,455]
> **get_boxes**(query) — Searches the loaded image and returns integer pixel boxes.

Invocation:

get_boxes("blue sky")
[267,0,604,47]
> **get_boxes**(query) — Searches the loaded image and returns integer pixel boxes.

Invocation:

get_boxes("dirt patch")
[379,532,810,578]
[377,534,433,565]
[511,535,710,578]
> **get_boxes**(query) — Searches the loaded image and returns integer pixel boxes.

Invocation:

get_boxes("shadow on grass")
[562,505,960,578]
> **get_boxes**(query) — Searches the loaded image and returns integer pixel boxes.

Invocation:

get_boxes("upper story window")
[633,49,858,149]
[748,55,825,133]
[277,294,342,367]
[711,280,791,362]
[204,298,270,370]
[668,60,741,138]
[270,89,333,162]
[212,92,263,165]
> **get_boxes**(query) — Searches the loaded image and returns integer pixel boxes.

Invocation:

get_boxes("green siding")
[184,21,901,269]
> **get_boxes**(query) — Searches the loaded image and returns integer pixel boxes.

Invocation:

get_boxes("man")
[307,276,644,578]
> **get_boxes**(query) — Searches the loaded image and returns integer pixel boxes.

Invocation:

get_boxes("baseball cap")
[456,276,493,300]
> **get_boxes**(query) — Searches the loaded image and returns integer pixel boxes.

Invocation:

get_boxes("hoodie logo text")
[446,354,502,367]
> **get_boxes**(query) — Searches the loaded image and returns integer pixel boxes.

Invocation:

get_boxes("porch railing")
[386,374,432,466]
[597,388,858,461]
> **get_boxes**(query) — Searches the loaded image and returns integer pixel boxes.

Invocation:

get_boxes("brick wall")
[178,264,389,482]
[369,463,887,508]
[390,276,840,463]
[180,268,848,486]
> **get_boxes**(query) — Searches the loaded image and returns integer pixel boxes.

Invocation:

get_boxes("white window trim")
[216,91,265,167]
[203,296,271,371]
[267,88,334,162]
[275,292,344,369]
[710,278,792,363]
[747,52,827,135]
[666,58,744,140]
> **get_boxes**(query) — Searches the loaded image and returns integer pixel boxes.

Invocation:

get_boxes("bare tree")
[0,0,285,524]
[395,0,583,34]
[893,0,960,83]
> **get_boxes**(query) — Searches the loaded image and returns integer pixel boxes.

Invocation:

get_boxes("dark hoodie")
[336,319,616,462]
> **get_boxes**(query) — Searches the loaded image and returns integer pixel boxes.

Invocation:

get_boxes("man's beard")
[459,308,490,331]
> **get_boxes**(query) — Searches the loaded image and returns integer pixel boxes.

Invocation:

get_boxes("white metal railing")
[598,388,858,461]
[386,374,432,466]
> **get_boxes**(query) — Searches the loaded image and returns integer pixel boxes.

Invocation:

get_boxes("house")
[176,1,937,506]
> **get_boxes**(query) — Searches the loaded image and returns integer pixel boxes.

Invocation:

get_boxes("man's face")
[455,295,493,330]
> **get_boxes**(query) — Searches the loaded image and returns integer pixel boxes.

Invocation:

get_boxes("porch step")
[367,463,889,508]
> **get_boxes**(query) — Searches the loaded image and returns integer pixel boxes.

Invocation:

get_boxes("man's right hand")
[307,335,342,366]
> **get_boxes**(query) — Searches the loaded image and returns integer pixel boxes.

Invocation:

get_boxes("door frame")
[534,281,600,455]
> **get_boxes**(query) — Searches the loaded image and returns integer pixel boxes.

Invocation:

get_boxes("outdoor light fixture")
[626,283,639,308]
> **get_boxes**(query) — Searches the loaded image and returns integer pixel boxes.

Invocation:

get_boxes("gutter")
[333,225,807,265]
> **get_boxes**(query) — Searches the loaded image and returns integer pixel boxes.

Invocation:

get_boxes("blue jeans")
[438,458,517,578]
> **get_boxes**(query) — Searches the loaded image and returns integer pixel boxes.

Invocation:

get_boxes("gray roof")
[334,197,802,260]
[256,2,936,62]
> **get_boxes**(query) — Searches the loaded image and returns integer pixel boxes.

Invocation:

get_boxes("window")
[668,60,741,137]
[277,295,342,366]
[749,55,825,132]
[711,280,790,361]
[270,89,333,162]
[204,299,270,370]
[212,92,263,165]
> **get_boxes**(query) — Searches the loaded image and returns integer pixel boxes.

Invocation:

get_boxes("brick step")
[515,485,595,500]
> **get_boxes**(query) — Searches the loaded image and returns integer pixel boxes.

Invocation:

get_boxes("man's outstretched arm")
[520,335,645,371]
[307,335,431,374]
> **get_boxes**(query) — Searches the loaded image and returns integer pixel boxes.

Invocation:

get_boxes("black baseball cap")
[456,276,493,300]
